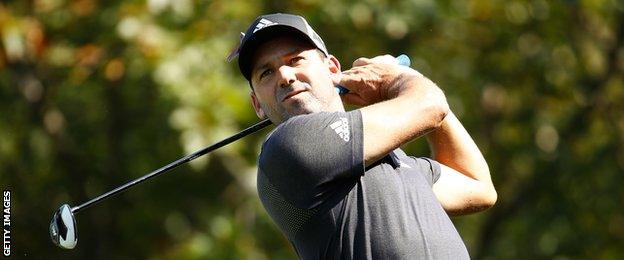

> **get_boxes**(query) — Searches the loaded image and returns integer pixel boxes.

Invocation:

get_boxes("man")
[229,13,496,259]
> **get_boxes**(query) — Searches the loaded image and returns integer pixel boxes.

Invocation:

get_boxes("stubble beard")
[263,91,327,124]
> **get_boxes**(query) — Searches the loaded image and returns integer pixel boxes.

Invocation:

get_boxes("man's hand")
[337,54,449,166]
[334,55,424,106]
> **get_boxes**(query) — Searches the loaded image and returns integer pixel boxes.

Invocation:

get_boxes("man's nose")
[277,65,296,88]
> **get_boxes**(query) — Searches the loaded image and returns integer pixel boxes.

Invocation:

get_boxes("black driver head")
[50,204,78,249]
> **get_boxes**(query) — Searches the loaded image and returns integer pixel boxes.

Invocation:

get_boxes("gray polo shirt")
[257,110,469,259]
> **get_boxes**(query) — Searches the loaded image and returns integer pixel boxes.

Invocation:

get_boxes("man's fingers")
[353,55,397,68]
[331,73,344,87]
[337,69,367,92]
[352,57,372,67]
[370,54,397,64]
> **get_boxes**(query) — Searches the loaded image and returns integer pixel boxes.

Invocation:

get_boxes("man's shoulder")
[274,112,339,131]
[268,113,319,136]
[257,110,364,179]
[262,111,359,147]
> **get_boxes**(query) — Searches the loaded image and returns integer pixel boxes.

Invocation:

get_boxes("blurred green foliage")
[1,0,623,259]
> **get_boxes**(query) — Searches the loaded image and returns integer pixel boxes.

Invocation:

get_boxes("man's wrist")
[387,72,424,99]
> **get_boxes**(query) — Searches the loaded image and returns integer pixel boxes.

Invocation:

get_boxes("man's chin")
[286,100,322,114]
[273,97,326,122]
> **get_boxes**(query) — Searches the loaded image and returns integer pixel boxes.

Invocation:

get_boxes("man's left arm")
[427,111,497,216]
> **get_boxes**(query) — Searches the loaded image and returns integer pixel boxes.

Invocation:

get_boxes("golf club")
[50,118,272,249]
[50,54,411,250]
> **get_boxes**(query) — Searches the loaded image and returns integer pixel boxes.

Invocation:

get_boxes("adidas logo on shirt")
[330,117,350,142]
[253,18,277,33]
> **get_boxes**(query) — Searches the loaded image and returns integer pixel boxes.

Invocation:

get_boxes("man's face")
[248,35,344,124]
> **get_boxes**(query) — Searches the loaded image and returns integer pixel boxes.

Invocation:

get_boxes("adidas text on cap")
[228,13,329,81]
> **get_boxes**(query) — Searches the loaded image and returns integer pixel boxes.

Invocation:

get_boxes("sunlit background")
[1,0,623,259]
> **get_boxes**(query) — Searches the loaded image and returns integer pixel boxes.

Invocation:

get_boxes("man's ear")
[250,91,266,119]
[327,54,341,74]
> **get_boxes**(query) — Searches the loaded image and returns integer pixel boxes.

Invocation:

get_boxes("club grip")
[336,54,411,94]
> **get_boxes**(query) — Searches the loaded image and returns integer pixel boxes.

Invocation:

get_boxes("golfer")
[229,13,496,259]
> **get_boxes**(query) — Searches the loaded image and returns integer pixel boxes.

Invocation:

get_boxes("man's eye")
[290,56,304,65]
[259,69,273,79]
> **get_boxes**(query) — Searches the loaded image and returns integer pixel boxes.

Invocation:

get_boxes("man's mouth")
[281,89,307,102]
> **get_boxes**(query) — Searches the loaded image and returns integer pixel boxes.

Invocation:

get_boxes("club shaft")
[71,119,272,214]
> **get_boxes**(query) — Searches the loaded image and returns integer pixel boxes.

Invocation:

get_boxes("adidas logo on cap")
[253,18,277,33]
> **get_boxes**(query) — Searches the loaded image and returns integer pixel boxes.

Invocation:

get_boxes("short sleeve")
[258,110,364,209]
[410,157,442,187]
